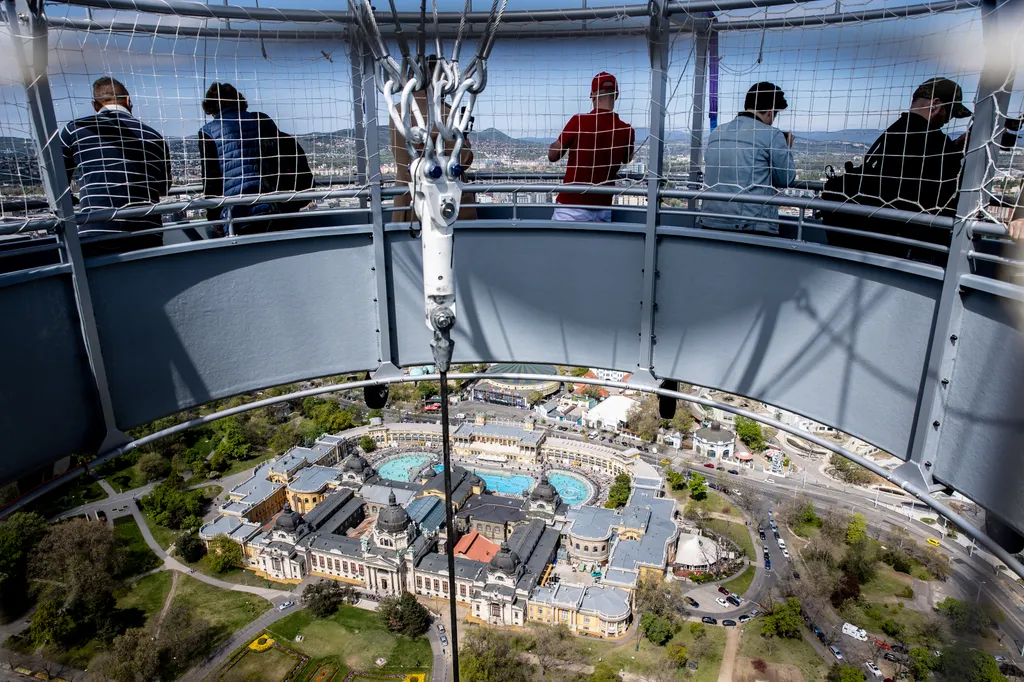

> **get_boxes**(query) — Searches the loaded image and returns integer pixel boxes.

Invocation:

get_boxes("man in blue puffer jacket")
[199,83,283,235]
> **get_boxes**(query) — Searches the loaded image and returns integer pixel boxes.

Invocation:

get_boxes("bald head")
[93,77,131,112]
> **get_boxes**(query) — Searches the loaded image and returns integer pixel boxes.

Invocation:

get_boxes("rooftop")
[456,493,527,524]
[225,465,283,514]
[453,529,500,562]
[359,483,417,507]
[454,422,546,446]
[288,464,340,493]
[407,495,446,534]
[270,447,313,474]
[695,424,735,443]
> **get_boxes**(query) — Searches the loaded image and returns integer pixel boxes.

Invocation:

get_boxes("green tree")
[880,618,904,639]
[908,648,935,681]
[626,396,662,442]
[605,474,632,508]
[665,471,687,491]
[846,513,868,545]
[28,597,76,647]
[417,382,440,400]
[570,367,590,377]
[589,662,621,682]
[207,535,243,573]
[666,641,688,667]
[688,473,708,501]
[176,531,206,564]
[460,627,535,682]
[938,644,1005,682]
[734,416,767,452]
[582,386,603,401]
[935,597,991,635]
[0,511,47,619]
[302,580,351,618]
[527,390,544,405]
[689,622,707,639]
[359,435,378,453]
[826,663,867,682]
[213,429,251,461]
[829,454,873,485]
[639,612,674,646]
[141,479,203,529]
[102,627,161,682]
[377,592,430,637]
[761,597,803,639]
[30,518,124,607]
[137,453,170,482]
[672,405,694,435]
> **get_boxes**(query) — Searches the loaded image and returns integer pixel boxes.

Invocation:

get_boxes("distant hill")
[793,129,883,145]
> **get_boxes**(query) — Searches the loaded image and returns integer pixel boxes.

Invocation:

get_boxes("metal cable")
[437,372,461,682]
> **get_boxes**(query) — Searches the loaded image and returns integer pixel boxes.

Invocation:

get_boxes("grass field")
[267,607,432,678]
[582,621,727,682]
[686,490,741,518]
[223,647,303,682]
[140,510,181,550]
[861,566,915,603]
[839,600,932,644]
[116,570,173,619]
[739,624,828,682]
[114,516,162,577]
[186,554,293,589]
[723,566,757,596]
[707,519,755,558]
[172,574,271,644]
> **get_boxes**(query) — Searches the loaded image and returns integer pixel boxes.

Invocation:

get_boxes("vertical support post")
[358,32,402,379]
[897,0,1017,493]
[7,0,126,451]
[632,0,670,387]
[688,19,710,206]
[348,31,368,209]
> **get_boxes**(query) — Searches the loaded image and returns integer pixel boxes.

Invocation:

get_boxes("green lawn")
[186,554,293,590]
[171,574,271,645]
[266,606,432,677]
[581,622,726,682]
[140,510,181,550]
[739,624,828,682]
[722,565,757,596]
[839,600,932,645]
[29,476,107,519]
[222,647,304,682]
[861,565,915,604]
[114,516,162,577]
[686,491,741,518]
[116,571,173,619]
[706,519,755,558]
[792,521,821,539]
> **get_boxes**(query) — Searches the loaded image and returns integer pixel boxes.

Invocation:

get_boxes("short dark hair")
[202,83,248,116]
[744,82,788,112]
[93,77,129,105]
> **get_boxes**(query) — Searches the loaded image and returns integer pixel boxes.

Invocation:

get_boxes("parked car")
[767,509,774,519]
[716,465,726,470]
[718,586,730,596]
[728,469,739,475]
[773,530,781,540]
[759,530,766,540]
[842,622,868,641]
[716,598,729,607]
[739,614,751,623]
[865,661,883,679]
[702,616,717,625]
[704,463,716,469]
[883,653,901,663]
[764,559,771,571]
[750,609,760,617]
[726,595,742,607]
[777,538,787,550]
[437,623,446,634]
[891,645,909,655]
[829,645,844,661]
[874,640,890,650]
[686,597,700,608]
[782,548,790,558]
[440,634,448,646]
[278,600,294,611]
[722,620,737,627]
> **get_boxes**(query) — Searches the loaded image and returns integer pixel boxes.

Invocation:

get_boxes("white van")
[842,622,868,641]
[777,538,787,550]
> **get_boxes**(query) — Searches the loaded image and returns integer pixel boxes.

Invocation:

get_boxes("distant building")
[472,363,561,408]
[584,395,639,431]
[589,368,631,384]
[693,422,735,459]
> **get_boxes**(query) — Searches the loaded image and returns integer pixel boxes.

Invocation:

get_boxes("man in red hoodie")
[548,72,635,222]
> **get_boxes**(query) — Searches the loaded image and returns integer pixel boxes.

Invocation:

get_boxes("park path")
[153,570,181,639]
[717,627,740,682]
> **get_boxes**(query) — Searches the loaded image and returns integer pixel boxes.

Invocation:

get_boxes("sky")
[0,0,1020,143]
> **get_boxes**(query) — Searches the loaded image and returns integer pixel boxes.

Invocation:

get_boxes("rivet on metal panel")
[925,461,932,468]
[941,378,949,386]
[950,334,958,342]
[932,420,940,427]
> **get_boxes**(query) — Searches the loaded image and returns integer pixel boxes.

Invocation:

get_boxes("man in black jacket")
[60,76,171,255]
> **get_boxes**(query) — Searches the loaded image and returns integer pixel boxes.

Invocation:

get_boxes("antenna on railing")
[351,0,507,677]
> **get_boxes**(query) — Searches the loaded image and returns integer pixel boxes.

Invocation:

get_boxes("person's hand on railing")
[1009,218,1024,241]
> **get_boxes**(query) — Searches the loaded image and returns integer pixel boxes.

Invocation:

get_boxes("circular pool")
[547,470,595,507]
[377,452,434,482]
[432,464,533,496]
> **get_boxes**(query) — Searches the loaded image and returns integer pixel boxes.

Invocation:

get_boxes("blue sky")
[0,0,1011,143]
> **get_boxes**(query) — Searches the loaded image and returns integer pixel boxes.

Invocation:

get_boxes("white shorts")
[552,207,613,222]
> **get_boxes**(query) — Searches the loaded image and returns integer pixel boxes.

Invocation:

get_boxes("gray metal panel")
[0,274,103,476]
[388,228,644,369]
[933,291,1024,535]
[86,235,379,428]
[651,235,940,457]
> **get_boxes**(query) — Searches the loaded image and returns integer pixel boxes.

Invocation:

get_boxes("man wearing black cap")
[699,82,797,235]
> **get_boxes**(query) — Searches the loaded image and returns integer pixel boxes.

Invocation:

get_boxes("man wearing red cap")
[548,72,635,222]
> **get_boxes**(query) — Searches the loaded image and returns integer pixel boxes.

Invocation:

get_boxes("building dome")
[376,491,412,534]
[343,453,371,472]
[488,542,521,574]
[531,474,558,502]
[275,502,305,533]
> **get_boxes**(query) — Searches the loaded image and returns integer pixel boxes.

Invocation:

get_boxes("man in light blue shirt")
[699,82,797,235]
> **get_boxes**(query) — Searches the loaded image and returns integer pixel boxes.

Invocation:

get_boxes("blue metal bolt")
[427,164,443,179]
[450,164,464,178]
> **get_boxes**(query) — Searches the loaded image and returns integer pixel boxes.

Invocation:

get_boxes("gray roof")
[621,505,651,531]
[694,425,734,443]
[288,465,340,493]
[226,466,283,513]
[407,496,446,534]
[453,422,545,447]
[580,585,631,619]
[316,497,366,537]
[270,447,312,474]
[417,553,487,581]
[199,514,259,541]
[306,533,364,556]
[565,505,619,541]
[531,583,584,609]
[359,483,417,506]
[456,494,526,524]
[634,477,662,489]
[523,526,560,579]
[302,489,355,530]
[606,497,677,580]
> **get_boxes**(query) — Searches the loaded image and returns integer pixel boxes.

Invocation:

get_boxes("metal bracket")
[626,369,660,390]
[371,362,405,381]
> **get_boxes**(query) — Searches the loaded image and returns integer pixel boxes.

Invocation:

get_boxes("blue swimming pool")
[377,453,433,482]
[548,470,594,506]
[432,465,534,496]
